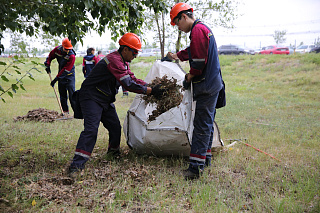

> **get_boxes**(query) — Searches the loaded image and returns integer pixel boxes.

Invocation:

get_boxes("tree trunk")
[161,12,165,58]
[155,12,164,58]
[175,30,182,53]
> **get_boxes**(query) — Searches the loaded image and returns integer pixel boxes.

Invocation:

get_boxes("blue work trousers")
[70,99,121,169]
[58,77,76,113]
[188,92,219,174]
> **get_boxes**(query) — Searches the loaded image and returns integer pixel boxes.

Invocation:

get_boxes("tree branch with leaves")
[0,0,167,54]
[0,56,42,103]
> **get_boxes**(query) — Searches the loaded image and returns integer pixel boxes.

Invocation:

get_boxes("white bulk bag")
[123,60,223,156]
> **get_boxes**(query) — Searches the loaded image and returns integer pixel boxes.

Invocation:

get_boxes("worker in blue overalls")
[82,48,99,78]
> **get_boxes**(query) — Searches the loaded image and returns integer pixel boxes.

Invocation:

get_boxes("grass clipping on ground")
[143,75,183,121]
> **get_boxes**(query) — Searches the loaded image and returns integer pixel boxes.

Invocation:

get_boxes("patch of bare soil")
[13,108,65,122]
[143,75,183,121]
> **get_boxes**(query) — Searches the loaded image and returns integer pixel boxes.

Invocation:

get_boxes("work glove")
[50,77,58,87]
[183,74,191,89]
[45,66,51,74]
[183,79,191,90]
[44,61,51,74]
[151,84,167,99]
[161,53,173,62]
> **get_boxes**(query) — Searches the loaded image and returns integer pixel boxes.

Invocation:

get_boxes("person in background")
[167,2,224,180]
[67,33,167,177]
[82,48,99,78]
[96,50,105,61]
[44,38,76,115]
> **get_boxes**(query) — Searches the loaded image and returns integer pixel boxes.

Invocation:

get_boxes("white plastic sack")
[123,60,223,156]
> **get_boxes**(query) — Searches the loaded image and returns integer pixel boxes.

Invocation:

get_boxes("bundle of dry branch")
[143,75,183,121]
[14,108,64,122]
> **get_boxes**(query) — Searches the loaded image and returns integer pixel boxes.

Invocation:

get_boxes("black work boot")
[106,149,121,160]
[182,169,202,180]
[205,158,211,167]
[67,166,82,179]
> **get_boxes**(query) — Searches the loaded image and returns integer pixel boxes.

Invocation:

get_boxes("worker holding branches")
[67,33,167,177]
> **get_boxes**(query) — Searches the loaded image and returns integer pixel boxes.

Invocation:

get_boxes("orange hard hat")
[170,2,193,26]
[119,33,142,51]
[62,38,73,49]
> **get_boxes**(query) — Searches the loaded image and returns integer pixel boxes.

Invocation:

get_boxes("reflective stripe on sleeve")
[192,58,205,62]
[120,74,130,81]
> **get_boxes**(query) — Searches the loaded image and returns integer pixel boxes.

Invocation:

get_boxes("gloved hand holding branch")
[151,84,168,99]
[183,73,191,89]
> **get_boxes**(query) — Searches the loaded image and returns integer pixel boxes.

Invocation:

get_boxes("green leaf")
[28,75,35,81]
[12,84,19,91]
[20,84,26,91]
[1,75,9,82]
[0,85,4,92]
[32,67,41,73]
[31,61,38,65]
[7,91,13,98]
[13,65,20,69]
[0,61,7,66]
[110,0,116,6]
[0,97,5,103]
[15,70,21,75]
[96,1,103,7]
[84,0,93,9]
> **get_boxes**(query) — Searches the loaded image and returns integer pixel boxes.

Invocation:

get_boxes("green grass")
[0,54,319,212]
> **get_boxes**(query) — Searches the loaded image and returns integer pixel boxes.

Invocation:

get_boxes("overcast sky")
[213,0,320,48]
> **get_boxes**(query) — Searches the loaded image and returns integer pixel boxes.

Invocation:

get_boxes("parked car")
[287,47,294,55]
[240,47,256,55]
[0,54,10,58]
[139,48,161,57]
[218,45,245,55]
[254,47,265,55]
[75,51,86,57]
[295,44,316,54]
[103,49,117,55]
[309,46,320,53]
[254,48,261,54]
[40,52,50,57]
[259,45,289,55]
